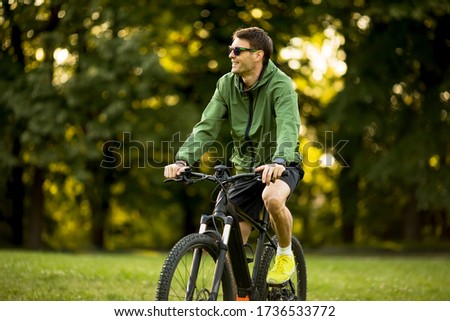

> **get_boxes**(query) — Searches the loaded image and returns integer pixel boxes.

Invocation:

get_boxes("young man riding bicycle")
[164,26,304,285]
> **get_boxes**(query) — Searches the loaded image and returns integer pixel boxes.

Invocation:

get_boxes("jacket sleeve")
[176,84,228,165]
[272,79,301,163]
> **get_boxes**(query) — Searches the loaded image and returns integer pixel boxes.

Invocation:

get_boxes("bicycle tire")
[255,235,307,301]
[156,233,235,301]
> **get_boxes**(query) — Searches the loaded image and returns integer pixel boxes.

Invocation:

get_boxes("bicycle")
[155,165,307,301]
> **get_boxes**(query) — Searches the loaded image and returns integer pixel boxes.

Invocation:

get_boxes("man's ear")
[254,50,264,63]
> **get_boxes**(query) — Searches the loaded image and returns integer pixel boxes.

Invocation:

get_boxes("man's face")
[229,38,257,76]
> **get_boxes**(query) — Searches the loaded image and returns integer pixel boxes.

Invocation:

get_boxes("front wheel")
[156,233,235,301]
[256,236,307,301]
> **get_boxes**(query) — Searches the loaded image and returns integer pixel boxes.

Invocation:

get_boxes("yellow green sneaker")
[266,254,295,285]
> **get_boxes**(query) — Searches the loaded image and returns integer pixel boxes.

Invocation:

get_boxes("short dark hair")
[232,27,273,65]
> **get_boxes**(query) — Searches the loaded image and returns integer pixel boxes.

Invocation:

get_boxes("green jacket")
[176,60,302,173]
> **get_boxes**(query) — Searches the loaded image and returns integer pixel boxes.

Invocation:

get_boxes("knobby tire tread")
[156,233,235,301]
[256,236,307,301]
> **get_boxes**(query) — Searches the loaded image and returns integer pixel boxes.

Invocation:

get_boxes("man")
[164,27,303,285]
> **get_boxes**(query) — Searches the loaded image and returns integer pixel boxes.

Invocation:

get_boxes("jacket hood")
[234,60,277,93]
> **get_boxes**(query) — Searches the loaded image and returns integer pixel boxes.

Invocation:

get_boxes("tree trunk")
[27,167,45,249]
[404,198,420,242]
[181,189,199,236]
[338,170,358,243]
[88,184,107,249]
[6,136,25,246]
[9,166,25,246]
[440,210,450,241]
[3,0,26,247]
[87,159,115,249]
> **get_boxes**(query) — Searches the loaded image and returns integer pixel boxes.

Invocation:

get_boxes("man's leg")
[262,179,295,284]
[239,220,252,244]
[262,179,292,247]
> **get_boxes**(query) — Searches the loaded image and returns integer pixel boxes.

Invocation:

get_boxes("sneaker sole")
[266,267,295,285]
[267,280,290,287]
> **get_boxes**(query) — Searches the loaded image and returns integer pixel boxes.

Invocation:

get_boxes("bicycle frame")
[190,168,278,300]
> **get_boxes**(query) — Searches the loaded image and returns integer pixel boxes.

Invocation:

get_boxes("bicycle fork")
[185,213,233,301]
[208,215,233,301]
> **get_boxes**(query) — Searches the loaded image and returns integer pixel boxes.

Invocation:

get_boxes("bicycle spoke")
[157,236,233,301]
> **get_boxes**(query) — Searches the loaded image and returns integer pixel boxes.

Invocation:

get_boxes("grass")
[306,254,450,300]
[0,250,165,301]
[1,250,449,301]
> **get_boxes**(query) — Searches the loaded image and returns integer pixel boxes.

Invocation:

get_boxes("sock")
[277,244,292,256]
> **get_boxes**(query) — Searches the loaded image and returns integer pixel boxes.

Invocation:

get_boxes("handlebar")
[164,164,289,186]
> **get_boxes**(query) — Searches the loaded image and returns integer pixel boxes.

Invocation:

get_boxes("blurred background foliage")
[1,0,449,251]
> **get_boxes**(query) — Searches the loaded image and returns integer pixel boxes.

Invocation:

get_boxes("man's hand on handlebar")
[164,162,189,179]
[255,163,286,186]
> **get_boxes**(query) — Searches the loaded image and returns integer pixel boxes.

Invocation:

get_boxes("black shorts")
[227,164,304,221]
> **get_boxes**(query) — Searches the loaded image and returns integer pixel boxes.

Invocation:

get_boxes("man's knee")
[262,180,290,214]
[262,190,285,214]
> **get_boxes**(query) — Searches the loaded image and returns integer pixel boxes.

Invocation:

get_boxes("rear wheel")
[156,233,235,301]
[256,236,307,300]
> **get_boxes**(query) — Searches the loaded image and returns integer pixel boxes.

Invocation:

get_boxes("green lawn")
[1,250,449,300]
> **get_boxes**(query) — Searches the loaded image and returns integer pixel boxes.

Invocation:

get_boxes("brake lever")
[164,178,184,183]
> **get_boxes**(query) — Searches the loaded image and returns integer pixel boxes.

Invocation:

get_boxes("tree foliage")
[1,0,449,250]
[323,0,450,244]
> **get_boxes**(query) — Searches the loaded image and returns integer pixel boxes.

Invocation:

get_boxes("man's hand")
[255,163,286,185]
[164,162,188,179]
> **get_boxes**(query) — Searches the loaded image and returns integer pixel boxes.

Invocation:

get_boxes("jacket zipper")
[244,92,255,170]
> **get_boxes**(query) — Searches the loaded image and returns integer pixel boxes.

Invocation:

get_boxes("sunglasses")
[228,46,257,56]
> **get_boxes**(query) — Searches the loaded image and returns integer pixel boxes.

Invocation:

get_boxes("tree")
[324,0,450,244]
[1,0,448,250]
